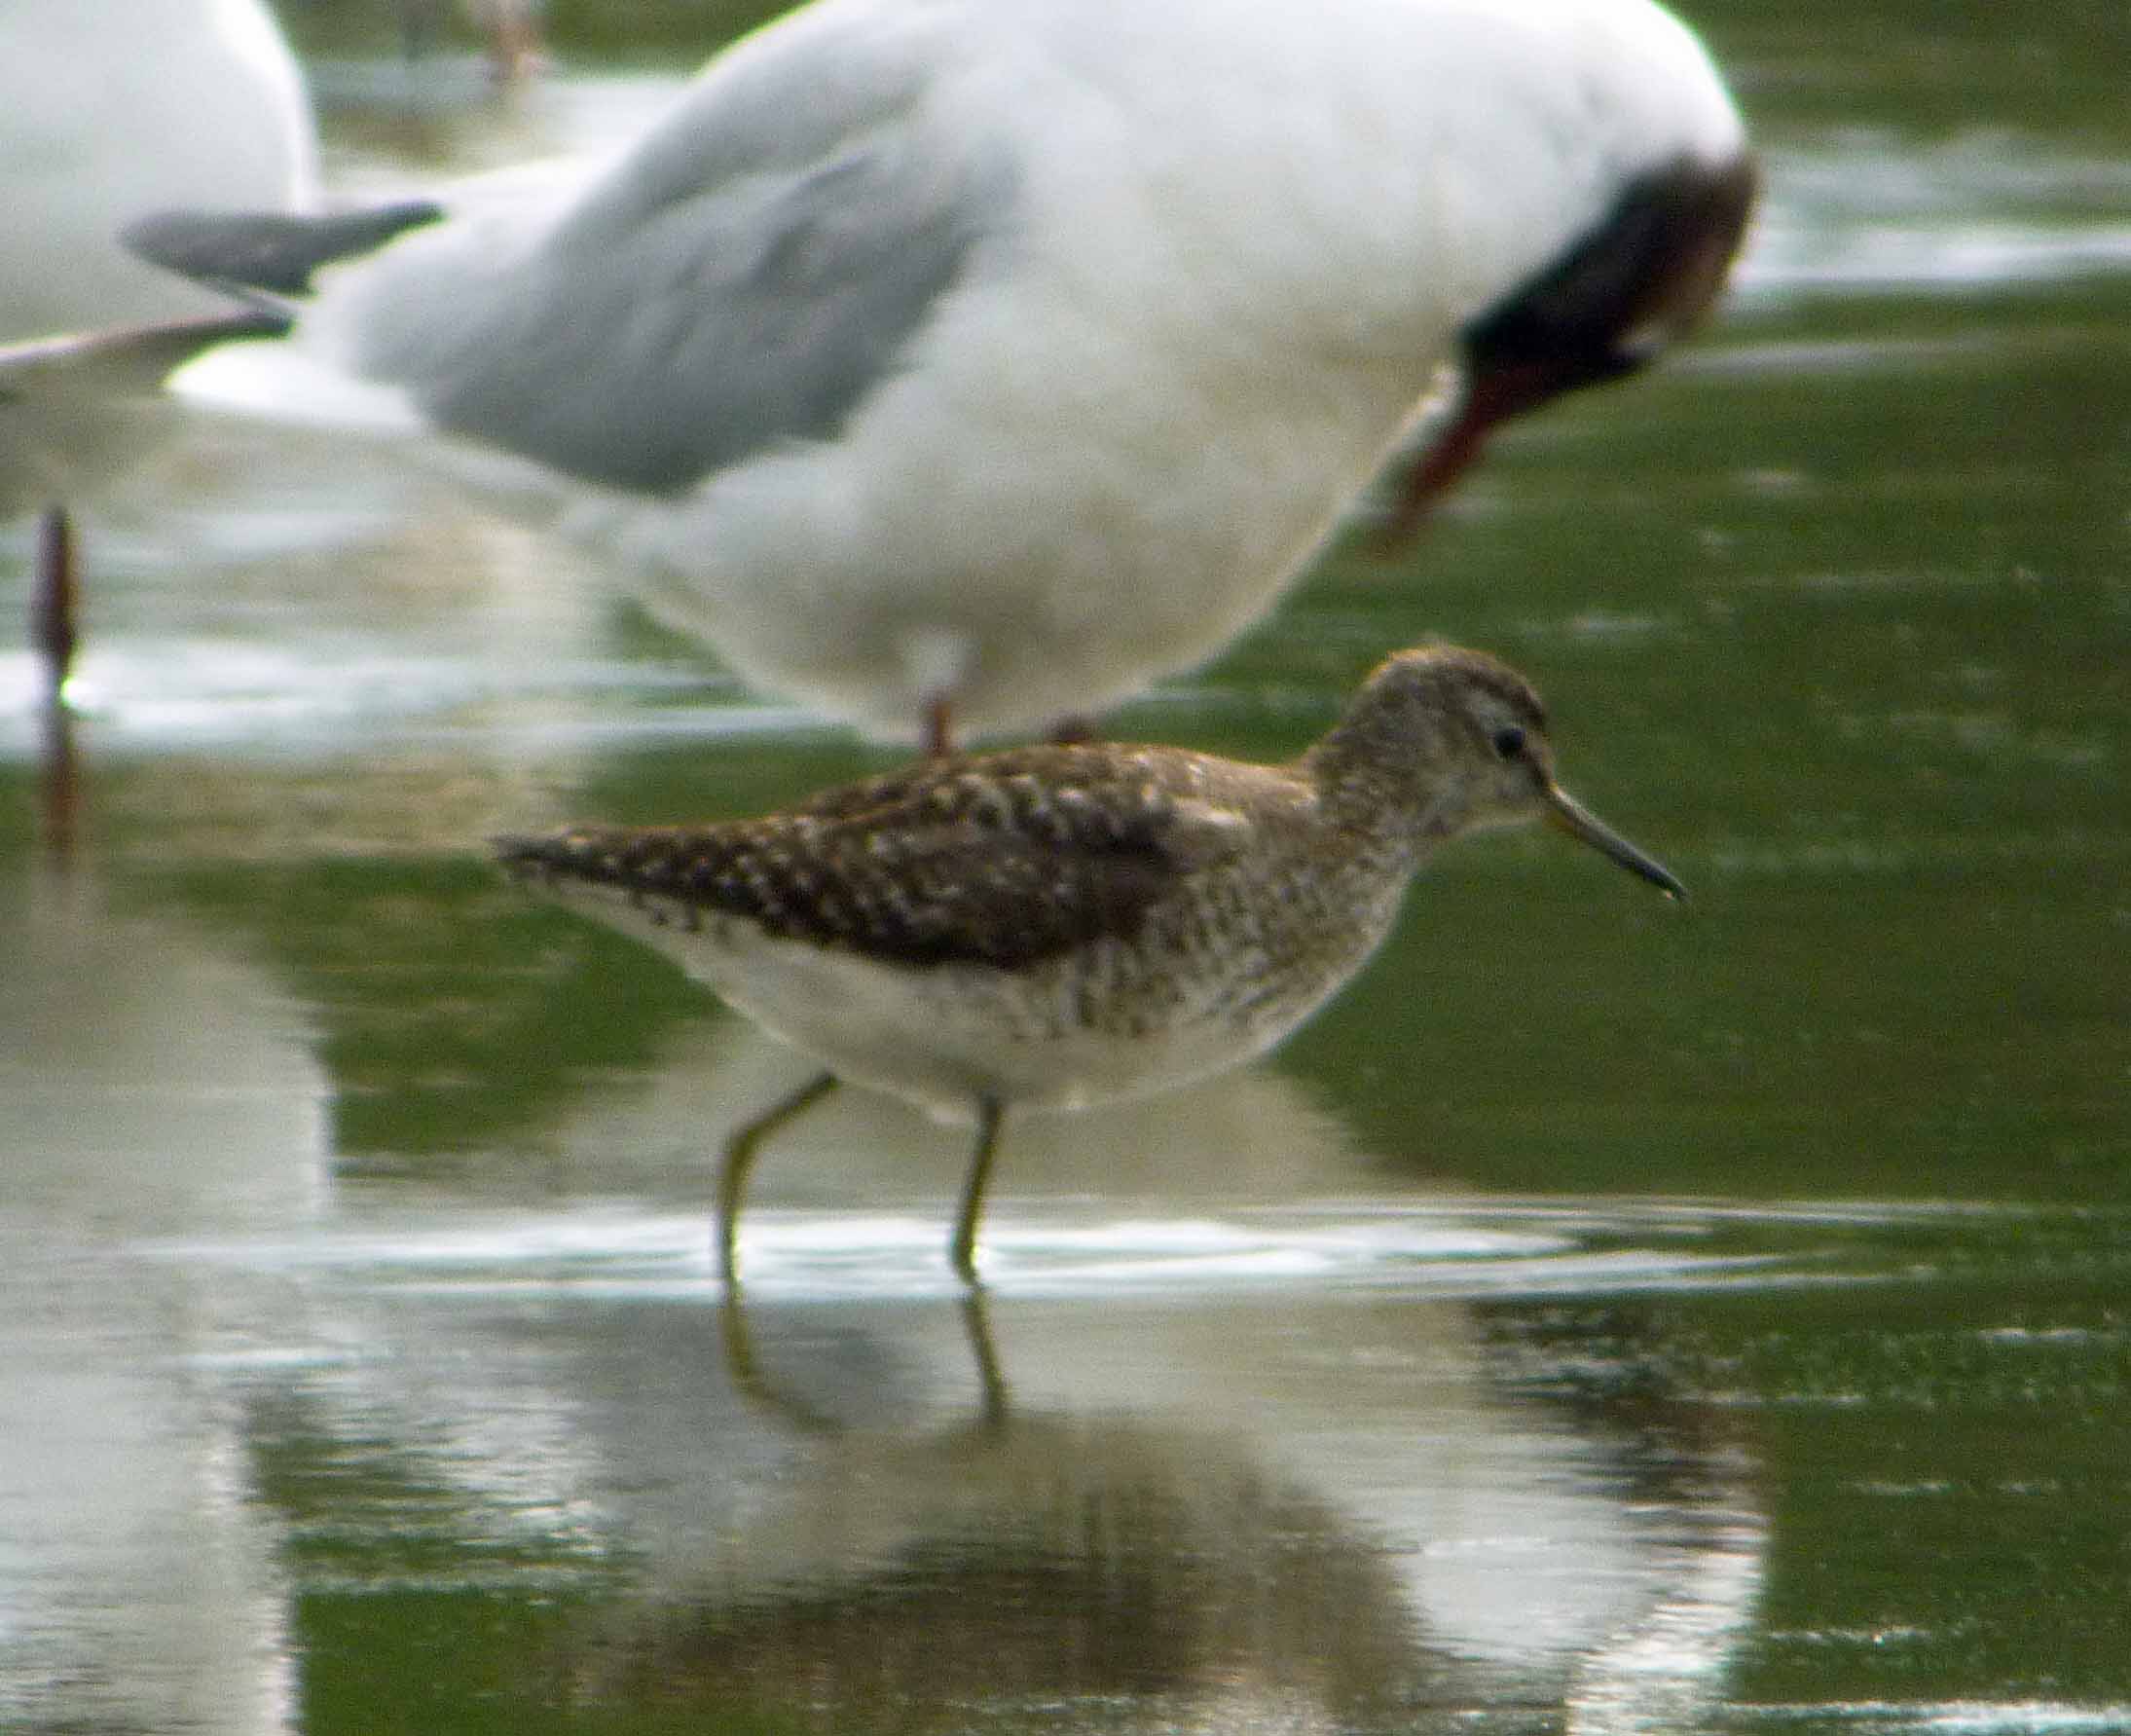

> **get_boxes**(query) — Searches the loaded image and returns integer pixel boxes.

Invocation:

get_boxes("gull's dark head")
[1381,150,1758,541]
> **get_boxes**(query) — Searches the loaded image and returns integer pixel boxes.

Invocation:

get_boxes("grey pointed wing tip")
[122,201,447,297]
[0,306,293,386]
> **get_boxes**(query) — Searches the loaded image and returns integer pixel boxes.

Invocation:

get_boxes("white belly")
[552,880,1321,1123]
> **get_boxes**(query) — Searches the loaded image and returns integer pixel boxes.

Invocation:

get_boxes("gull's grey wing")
[353,14,1015,494]
[124,203,445,298]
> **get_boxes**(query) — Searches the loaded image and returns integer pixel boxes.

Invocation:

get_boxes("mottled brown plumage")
[496,644,1683,1283]
[504,744,1264,971]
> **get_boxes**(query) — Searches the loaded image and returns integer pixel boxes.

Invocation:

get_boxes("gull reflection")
[537,1014,1378,1238]
[0,874,325,1734]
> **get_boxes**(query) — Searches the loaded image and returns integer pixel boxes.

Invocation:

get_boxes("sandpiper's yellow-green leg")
[719,1079,1005,1288]
[717,1070,838,1286]
[949,1099,1007,1285]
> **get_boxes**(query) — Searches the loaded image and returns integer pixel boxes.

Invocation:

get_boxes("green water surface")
[2,3,2127,1731]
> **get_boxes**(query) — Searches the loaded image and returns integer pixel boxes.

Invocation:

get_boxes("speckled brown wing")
[496,747,1260,971]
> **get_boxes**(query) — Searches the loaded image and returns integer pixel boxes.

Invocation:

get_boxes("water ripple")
[150,1196,2002,1305]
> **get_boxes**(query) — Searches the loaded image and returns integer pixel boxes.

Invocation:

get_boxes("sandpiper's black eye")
[1490,724,1527,760]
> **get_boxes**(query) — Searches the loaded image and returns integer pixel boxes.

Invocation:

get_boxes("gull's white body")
[0,0,316,339]
[190,0,1746,742]
[0,0,316,521]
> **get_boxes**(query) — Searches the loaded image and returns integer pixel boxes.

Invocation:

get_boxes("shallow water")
[2,6,2128,1732]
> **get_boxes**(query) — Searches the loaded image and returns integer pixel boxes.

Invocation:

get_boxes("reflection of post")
[38,695,78,867]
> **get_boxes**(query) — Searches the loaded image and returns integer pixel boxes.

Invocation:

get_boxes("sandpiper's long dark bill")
[496,644,1683,1283]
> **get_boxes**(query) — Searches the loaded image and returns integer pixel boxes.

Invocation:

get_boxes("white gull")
[136,0,1754,749]
[1,0,316,699]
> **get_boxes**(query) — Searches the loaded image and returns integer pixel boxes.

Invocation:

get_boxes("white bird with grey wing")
[135,0,1754,752]
[1,0,316,701]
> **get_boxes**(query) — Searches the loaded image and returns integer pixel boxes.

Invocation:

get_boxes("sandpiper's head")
[1311,645,1685,898]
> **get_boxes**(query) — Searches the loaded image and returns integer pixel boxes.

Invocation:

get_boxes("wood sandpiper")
[496,644,1684,1283]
